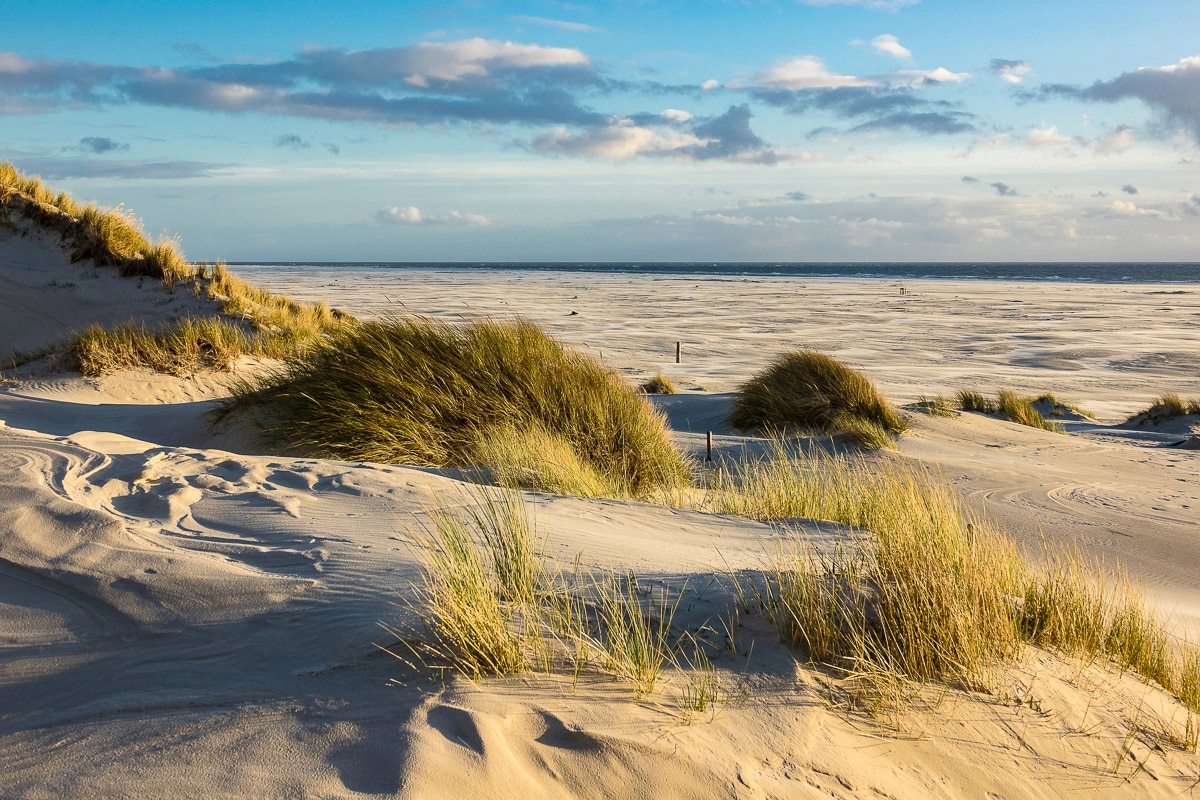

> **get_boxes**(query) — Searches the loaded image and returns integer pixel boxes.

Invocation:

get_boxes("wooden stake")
[676,341,681,363]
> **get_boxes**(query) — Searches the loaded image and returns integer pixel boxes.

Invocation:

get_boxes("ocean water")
[229,262,1200,283]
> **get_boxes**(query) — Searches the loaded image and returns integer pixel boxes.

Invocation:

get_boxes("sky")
[3,0,1200,263]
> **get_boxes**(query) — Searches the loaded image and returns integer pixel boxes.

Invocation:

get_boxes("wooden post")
[675,341,681,363]
[706,430,713,463]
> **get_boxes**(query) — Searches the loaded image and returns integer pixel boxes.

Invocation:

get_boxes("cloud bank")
[1038,55,1200,142]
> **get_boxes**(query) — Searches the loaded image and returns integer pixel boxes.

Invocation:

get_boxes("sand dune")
[2,229,1200,797]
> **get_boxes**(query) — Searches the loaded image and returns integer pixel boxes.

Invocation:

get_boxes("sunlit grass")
[705,442,1200,717]
[215,317,691,498]
[1126,393,1200,425]
[2,162,351,376]
[956,388,1064,432]
[728,349,906,449]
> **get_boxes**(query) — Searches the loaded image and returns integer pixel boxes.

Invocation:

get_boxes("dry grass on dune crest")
[1126,393,1200,426]
[1,162,350,375]
[215,317,692,498]
[728,350,907,450]
[956,388,1065,432]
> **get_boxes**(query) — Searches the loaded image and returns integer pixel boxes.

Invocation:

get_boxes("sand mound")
[0,220,224,360]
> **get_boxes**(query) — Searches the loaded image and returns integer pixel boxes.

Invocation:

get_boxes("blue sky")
[3,0,1199,262]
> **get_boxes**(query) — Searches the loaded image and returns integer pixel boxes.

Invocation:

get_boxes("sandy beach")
[3,227,1200,797]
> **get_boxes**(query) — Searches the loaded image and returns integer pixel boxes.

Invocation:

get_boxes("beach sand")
[2,232,1200,798]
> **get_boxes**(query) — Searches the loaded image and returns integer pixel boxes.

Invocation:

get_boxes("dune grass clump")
[469,423,619,498]
[997,389,1064,432]
[912,394,957,418]
[710,445,1024,698]
[728,350,907,449]
[396,491,544,679]
[641,373,678,395]
[67,318,253,376]
[1126,393,1200,426]
[956,388,1064,432]
[217,317,691,498]
[1034,392,1096,420]
[956,389,997,414]
[1,163,193,286]
[708,443,1200,719]
[1,163,351,375]
[385,489,687,698]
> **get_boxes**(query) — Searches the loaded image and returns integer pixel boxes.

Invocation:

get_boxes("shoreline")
[228,260,1200,285]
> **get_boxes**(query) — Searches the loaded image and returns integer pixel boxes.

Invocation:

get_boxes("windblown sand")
[2,235,1199,798]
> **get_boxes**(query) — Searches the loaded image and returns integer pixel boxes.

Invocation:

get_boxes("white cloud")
[399,38,590,86]
[1094,125,1135,155]
[376,206,492,226]
[751,56,968,92]
[1152,54,1200,75]
[379,205,423,224]
[753,56,873,89]
[1107,201,1178,221]
[888,66,971,87]
[696,213,764,226]
[992,60,1032,84]
[870,34,912,61]
[1028,124,1073,151]
[533,118,703,160]
[661,108,694,123]
[700,79,720,91]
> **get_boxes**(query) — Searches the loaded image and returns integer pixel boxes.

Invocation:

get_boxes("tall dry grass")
[706,442,1200,716]
[728,350,906,449]
[956,388,1064,432]
[1126,393,1200,425]
[216,317,691,498]
[385,488,683,697]
[1,162,349,375]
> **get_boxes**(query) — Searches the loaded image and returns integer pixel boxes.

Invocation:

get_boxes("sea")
[229,262,1200,284]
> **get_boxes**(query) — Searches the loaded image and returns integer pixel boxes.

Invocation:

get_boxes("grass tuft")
[997,389,1064,432]
[728,350,906,449]
[706,443,1200,717]
[956,389,997,413]
[709,444,1022,698]
[385,488,688,696]
[216,316,691,498]
[912,394,957,418]
[957,389,1064,432]
[404,491,538,678]
[1126,393,1200,425]
[641,373,678,394]
[469,423,620,498]
[1,162,349,375]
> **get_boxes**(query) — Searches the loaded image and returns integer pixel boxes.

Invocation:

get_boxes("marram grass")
[384,488,683,698]
[956,388,1064,433]
[1,162,349,375]
[641,373,678,394]
[216,316,691,498]
[1126,393,1200,425]
[706,442,1200,719]
[728,349,906,449]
